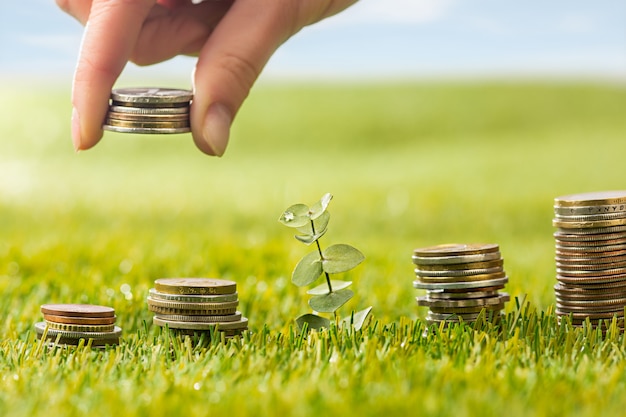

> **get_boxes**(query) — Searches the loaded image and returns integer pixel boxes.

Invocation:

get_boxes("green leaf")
[342,306,373,331]
[279,203,310,228]
[307,280,352,295]
[322,244,365,274]
[294,228,328,245]
[296,211,330,235]
[292,251,323,287]
[309,193,333,220]
[308,288,354,313]
[295,314,330,332]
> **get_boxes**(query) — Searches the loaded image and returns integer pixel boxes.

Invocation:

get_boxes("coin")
[426,290,501,299]
[45,321,116,333]
[413,277,509,290]
[415,266,504,278]
[146,297,238,312]
[154,278,237,295]
[414,259,503,272]
[554,203,626,216]
[43,314,117,325]
[106,112,189,122]
[147,305,238,316]
[109,105,189,114]
[419,271,507,284]
[35,322,122,344]
[553,218,626,229]
[41,304,115,318]
[154,312,243,323]
[153,316,248,331]
[111,87,193,106]
[413,243,499,257]
[417,293,509,308]
[554,212,626,222]
[555,191,626,207]
[148,288,239,303]
[104,119,190,129]
[411,251,501,265]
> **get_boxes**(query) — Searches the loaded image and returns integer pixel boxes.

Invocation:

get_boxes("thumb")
[190,1,301,156]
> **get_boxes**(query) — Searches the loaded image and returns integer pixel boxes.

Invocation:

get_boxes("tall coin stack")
[412,243,510,326]
[553,190,626,330]
[147,278,248,338]
[35,304,122,347]
[103,87,192,134]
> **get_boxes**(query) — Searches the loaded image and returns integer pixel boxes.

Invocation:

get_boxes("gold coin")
[147,297,238,311]
[419,271,507,283]
[154,278,237,295]
[417,293,509,308]
[147,305,238,316]
[413,243,499,257]
[416,259,503,271]
[45,321,116,333]
[104,119,190,129]
[153,316,248,331]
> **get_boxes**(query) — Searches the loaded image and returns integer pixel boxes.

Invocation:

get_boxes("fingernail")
[71,107,82,152]
[202,103,231,156]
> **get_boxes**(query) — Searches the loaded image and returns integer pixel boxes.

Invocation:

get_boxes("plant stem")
[311,219,333,293]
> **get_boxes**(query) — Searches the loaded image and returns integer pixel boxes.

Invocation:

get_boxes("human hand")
[56,0,358,156]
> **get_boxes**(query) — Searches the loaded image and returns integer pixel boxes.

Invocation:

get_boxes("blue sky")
[1,0,624,81]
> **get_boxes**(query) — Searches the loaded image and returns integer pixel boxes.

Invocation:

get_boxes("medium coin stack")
[34,304,122,347]
[553,190,626,330]
[147,278,248,338]
[412,243,509,325]
[103,87,192,134]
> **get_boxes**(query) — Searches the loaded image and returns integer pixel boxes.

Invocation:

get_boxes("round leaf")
[309,193,333,220]
[322,244,365,274]
[292,251,323,287]
[294,228,328,245]
[307,280,352,295]
[341,306,373,331]
[308,288,354,313]
[296,211,330,235]
[279,203,310,228]
[296,314,330,332]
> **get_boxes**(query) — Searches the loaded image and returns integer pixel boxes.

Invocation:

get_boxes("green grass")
[1,79,626,416]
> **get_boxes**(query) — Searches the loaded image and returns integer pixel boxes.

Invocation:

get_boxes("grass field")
[1,79,626,416]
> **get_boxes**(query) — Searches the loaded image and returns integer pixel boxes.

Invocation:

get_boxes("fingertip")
[192,103,232,157]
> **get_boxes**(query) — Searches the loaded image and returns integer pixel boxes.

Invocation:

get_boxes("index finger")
[72,0,156,151]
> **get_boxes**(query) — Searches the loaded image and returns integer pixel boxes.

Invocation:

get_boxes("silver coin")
[111,87,192,105]
[34,322,122,341]
[412,251,501,265]
[553,231,626,242]
[413,277,508,290]
[555,244,626,253]
[148,289,238,303]
[554,212,626,222]
[556,266,626,276]
[417,293,509,308]
[154,312,242,323]
[554,203,626,216]
[153,316,248,331]
[109,105,189,115]
[556,259,626,269]
[555,225,626,235]
[426,290,500,299]
[555,297,626,307]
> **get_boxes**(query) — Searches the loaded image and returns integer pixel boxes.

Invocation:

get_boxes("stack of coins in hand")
[147,278,248,338]
[553,190,626,330]
[103,87,192,134]
[34,304,122,347]
[412,243,510,326]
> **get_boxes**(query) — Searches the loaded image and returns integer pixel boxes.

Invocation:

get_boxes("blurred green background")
[1,80,625,334]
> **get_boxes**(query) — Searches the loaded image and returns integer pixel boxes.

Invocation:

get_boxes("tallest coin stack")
[553,191,626,331]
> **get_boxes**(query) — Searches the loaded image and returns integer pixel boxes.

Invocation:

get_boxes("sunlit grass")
[1,79,625,416]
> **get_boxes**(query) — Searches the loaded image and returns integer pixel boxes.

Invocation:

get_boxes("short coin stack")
[412,243,509,325]
[147,278,248,338]
[553,190,626,330]
[35,304,122,347]
[103,87,192,134]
